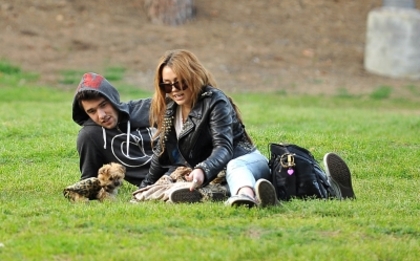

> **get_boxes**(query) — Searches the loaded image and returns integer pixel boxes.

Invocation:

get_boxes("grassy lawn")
[0,67,419,261]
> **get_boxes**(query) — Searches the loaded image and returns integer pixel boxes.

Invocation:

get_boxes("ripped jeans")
[225,149,271,196]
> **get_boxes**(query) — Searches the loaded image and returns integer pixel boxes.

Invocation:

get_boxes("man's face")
[81,97,119,129]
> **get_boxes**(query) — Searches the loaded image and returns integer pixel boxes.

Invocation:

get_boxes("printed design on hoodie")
[77,73,103,91]
[110,127,154,168]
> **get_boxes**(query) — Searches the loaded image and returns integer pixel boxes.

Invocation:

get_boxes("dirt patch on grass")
[0,0,419,98]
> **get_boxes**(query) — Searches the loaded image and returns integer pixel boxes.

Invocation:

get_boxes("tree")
[144,0,195,26]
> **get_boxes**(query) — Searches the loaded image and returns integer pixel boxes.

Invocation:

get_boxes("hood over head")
[72,72,129,126]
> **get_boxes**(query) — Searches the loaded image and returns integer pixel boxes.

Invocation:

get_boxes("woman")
[140,49,278,207]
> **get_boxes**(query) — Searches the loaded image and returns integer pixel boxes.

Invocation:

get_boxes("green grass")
[59,67,126,85]
[0,60,38,86]
[369,85,393,100]
[1,66,420,260]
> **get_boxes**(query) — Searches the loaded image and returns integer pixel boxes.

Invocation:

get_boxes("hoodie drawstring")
[126,120,131,156]
[101,121,131,155]
[102,127,107,149]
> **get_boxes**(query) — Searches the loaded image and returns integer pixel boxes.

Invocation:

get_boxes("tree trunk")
[144,0,195,26]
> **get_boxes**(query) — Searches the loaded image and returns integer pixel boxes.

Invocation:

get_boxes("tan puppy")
[96,162,126,200]
[63,162,126,202]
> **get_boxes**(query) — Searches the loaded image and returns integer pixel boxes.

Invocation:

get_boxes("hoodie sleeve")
[126,98,152,128]
[76,125,106,180]
[139,153,168,188]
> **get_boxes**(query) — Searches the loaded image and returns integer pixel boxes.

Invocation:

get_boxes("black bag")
[268,143,333,201]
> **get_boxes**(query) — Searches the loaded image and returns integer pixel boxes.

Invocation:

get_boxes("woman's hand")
[186,168,205,191]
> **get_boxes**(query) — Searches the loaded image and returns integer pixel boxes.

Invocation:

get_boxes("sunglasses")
[159,81,188,93]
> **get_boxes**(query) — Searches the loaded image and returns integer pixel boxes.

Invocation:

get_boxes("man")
[72,72,154,186]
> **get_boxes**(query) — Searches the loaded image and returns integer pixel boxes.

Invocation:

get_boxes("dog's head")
[97,162,126,191]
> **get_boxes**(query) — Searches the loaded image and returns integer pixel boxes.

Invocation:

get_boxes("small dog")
[97,162,126,199]
[63,162,126,202]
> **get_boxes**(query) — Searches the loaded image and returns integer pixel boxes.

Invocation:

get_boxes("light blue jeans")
[225,149,271,196]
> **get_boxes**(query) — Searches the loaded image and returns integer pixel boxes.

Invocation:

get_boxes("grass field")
[0,66,419,261]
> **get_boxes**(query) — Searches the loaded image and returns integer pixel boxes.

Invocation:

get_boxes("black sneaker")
[323,153,356,200]
[255,179,279,207]
[169,187,203,203]
[169,184,229,203]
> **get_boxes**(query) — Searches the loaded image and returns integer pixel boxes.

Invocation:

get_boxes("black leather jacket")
[140,86,255,187]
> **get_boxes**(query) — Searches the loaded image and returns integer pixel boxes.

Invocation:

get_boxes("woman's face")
[161,66,193,107]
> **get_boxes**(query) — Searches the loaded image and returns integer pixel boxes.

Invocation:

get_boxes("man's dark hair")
[75,90,105,109]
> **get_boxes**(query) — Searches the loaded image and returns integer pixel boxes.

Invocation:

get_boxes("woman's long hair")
[150,49,251,146]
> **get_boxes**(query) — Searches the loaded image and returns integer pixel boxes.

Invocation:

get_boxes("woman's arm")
[194,95,234,182]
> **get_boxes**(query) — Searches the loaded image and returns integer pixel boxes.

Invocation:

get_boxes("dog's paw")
[96,188,117,202]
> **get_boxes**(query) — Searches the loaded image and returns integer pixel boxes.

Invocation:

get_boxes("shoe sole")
[225,195,257,208]
[323,153,356,200]
[230,200,256,208]
[255,179,278,207]
[170,188,203,203]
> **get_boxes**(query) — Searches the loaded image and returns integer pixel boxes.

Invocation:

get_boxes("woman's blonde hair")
[150,49,251,145]
[150,49,217,134]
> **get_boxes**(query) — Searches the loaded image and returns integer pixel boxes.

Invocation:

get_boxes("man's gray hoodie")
[72,72,154,186]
